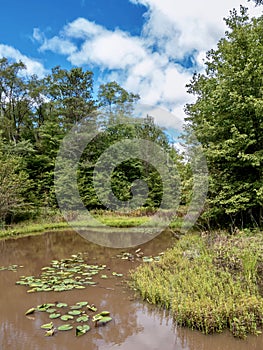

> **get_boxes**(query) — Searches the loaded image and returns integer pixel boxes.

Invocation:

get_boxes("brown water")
[0,230,262,350]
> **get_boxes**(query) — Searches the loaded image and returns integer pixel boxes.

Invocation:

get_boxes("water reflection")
[0,230,262,350]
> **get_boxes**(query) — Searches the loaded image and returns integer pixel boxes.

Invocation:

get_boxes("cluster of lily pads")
[0,264,23,272]
[25,301,112,336]
[16,254,110,293]
[116,248,164,263]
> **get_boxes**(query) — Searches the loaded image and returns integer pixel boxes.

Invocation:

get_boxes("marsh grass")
[130,233,263,338]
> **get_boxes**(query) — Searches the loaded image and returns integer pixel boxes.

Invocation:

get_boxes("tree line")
[0,5,262,231]
[0,60,182,224]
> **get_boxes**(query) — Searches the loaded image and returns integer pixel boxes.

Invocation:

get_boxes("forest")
[0,5,262,232]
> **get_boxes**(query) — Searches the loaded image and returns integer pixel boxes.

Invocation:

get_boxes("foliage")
[130,232,263,338]
[0,137,32,224]
[0,57,183,223]
[185,7,263,229]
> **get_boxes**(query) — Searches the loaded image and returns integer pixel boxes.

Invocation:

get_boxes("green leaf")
[76,301,88,307]
[61,315,74,321]
[99,311,110,316]
[45,329,55,336]
[95,316,112,326]
[46,308,57,313]
[68,310,81,316]
[41,322,53,330]
[37,303,54,311]
[57,324,73,331]
[25,307,35,316]
[76,315,89,322]
[142,256,154,263]
[87,305,97,312]
[70,305,82,310]
[76,324,90,336]
[112,272,123,277]
[49,313,61,319]
[56,302,68,308]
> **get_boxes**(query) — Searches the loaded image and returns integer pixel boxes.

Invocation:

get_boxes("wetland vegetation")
[0,4,262,345]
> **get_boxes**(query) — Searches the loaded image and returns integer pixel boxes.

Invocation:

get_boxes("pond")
[0,230,263,350]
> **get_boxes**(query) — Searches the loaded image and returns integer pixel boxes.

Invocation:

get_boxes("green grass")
[0,222,71,239]
[0,208,183,240]
[130,232,263,338]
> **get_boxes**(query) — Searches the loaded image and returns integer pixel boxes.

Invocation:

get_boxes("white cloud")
[69,29,147,69]
[133,0,260,58]
[34,0,261,126]
[64,18,104,39]
[0,44,47,77]
[40,36,77,55]
[33,28,44,42]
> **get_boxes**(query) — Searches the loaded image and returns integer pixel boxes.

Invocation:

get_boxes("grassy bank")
[0,210,165,240]
[130,231,263,338]
[0,221,71,240]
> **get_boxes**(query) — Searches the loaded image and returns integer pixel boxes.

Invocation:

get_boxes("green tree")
[98,81,140,124]
[78,115,179,211]
[185,6,263,229]
[0,137,32,224]
[0,58,32,143]
[45,66,95,129]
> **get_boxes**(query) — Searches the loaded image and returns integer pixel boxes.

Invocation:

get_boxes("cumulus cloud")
[69,28,147,69]
[34,0,260,126]
[39,36,77,55]
[0,44,47,77]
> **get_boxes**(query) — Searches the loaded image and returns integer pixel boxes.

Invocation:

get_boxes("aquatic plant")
[130,233,263,338]
[25,301,112,337]
[16,253,108,292]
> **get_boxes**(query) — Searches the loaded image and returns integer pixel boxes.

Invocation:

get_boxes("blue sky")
[0,0,261,126]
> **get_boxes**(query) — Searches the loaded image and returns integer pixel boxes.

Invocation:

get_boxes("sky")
[0,0,261,127]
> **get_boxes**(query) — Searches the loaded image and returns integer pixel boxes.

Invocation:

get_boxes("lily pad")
[68,310,81,316]
[76,301,88,307]
[25,307,35,316]
[92,314,103,322]
[45,329,55,336]
[61,314,74,321]
[57,324,73,331]
[87,305,97,312]
[49,313,61,319]
[56,302,68,308]
[142,256,154,263]
[76,324,90,336]
[76,315,89,322]
[41,322,53,330]
[112,272,123,277]
[46,308,57,313]
[37,304,51,312]
[95,316,112,326]
[70,305,82,310]
[100,311,110,316]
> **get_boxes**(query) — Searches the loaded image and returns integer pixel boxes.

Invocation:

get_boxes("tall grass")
[130,233,263,338]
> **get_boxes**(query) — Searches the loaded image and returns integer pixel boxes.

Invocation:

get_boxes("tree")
[97,81,140,123]
[185,6,263,229]
[0,58,32,143]
[45,66,95,129]
[0,137,32,224]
